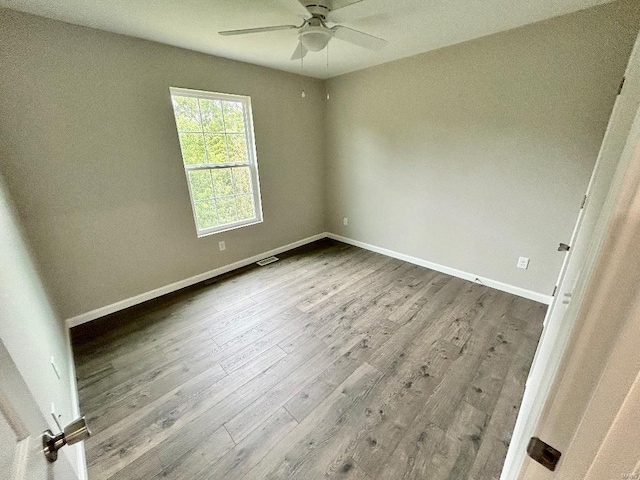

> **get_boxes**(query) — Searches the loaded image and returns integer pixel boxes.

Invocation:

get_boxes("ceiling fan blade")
[219,24,299,36]
[330,25,387,50]
[330,0,364,11]
[291,42,308,60]
[288,0,313,18]
[327,0,370,22]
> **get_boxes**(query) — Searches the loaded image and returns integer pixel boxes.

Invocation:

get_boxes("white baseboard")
[65,230,551,329]
[65,233,326,328]
[326,233,552,305]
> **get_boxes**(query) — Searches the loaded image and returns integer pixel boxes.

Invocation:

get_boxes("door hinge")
[552,286,557,297]
[527,437,562,471]
[581,195,587,209]
[618,76,626,95]
[558,243,570,252]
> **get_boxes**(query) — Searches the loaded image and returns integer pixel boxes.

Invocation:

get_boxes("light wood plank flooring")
[72,239,546,480]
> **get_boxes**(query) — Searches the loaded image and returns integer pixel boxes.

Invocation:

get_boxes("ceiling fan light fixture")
[299,26,332,52]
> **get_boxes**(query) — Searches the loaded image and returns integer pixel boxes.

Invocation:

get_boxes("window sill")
[196,218,263,238]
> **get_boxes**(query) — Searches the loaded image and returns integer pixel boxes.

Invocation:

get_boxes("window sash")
[185,165,261,235]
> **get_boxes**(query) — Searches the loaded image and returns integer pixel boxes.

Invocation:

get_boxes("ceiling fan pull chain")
[301,54,306,98]
[327,41,329,73]
[326,42,330,99]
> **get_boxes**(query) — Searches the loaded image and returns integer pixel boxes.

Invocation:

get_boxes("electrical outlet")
[517,257,530,269]
[219,241,226,251]
[343,217,348,226]
[51,356,61,380]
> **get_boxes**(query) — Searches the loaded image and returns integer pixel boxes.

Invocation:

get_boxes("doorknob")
[42,416,91,463]
[558,243,570,252]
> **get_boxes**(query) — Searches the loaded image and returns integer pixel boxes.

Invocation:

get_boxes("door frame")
[501,30,640,480]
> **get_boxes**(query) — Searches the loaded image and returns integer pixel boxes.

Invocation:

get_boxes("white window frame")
[169,87,264,237]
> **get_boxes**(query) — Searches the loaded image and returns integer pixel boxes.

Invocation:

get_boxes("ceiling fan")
[218,0,387,60]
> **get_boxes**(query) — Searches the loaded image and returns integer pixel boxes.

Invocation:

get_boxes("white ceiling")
[0,0,614,78]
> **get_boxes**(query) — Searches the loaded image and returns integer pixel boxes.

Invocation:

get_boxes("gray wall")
[324,0,640,296]
[0,173,82,476]
[0,9,326,319]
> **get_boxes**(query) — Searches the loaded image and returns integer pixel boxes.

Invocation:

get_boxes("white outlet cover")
[343,217,348,226]
[219,241,226,251]
[517,257,530,269]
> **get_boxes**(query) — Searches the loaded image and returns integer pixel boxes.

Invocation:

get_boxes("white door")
[501,29,640,480]
[536,106,640,478]
[0,339,77,479]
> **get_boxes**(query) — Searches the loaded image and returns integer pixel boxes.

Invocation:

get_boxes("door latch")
[42,416,91,463]
[558,243,570,252]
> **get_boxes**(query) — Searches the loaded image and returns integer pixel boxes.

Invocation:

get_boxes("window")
[169,87,263,236]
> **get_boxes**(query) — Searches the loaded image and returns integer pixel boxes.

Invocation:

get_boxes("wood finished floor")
[72,239,546,480]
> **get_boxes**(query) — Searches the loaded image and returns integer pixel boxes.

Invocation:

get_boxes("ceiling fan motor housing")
[303,2,331,20]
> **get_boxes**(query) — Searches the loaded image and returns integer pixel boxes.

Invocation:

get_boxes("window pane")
[188,170,213,201]
[217,196,237,224]
[204,134,227,164]
[179,133,206,165]
[172,96,202,132]
[212,169,233,196]
[222,101,245,133]
[195,200,218,229]
[236,194,255,220]
[227,134,248,163]
[199,99,224,132]
[232,166,252,194]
